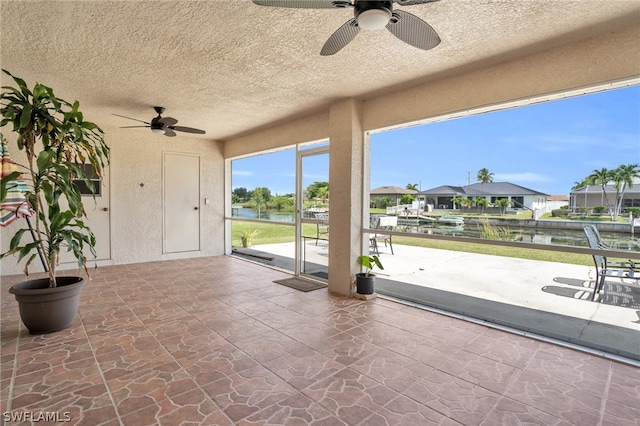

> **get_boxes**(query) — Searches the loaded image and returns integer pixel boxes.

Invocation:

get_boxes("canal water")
[232,207,295,222]
[231,208,639,252]
[403,223,639,251]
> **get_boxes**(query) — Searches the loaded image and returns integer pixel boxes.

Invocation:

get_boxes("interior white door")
[164,152,200,253]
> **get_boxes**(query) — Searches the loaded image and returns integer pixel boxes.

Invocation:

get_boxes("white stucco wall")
[1,128,225,276]
[107,128,225,266]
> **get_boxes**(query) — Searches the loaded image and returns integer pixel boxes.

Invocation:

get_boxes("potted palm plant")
[240,229,260,248]
[0,70,110,333]
[355,254,383,295]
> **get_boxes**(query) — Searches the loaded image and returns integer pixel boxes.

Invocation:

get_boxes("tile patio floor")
[1,256,639,425]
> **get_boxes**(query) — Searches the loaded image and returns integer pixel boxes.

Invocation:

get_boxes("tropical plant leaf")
[1,69,109,286]
[0,170,20,202]
[18,103,31,128]
[17,241,42,264]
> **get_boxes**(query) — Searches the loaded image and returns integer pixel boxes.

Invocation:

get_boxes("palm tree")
[451,196,462,209]
[495,198,511,215]
[476,168,494,184]
[572,179,589,190]
[587,168,613,216]
[457,197,472,209]
[611,163,640,220]
[406,183,419,191]
[475,197,489,213]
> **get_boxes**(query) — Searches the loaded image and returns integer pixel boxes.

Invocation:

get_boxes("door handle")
[194,207,199,210]
[102,207,108,212]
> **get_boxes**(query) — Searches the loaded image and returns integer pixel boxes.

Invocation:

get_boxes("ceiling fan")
[252,0,441,55]
[113,106,206,137]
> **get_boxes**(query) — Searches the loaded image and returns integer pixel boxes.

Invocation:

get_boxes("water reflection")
[232,207,295,222]
[232,207,639,251]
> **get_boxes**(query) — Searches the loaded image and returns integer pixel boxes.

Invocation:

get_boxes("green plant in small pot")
[240,229,260,248]
[0,70,110,333]
[355,255,383,295]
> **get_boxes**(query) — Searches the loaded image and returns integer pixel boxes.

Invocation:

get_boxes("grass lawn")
[231,220,596,266]
[232,221,313,246]
[538,211,632,223]
[392,235,593,266]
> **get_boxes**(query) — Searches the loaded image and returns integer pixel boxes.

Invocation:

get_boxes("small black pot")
[9,277,85,334]
[356,273,375,295]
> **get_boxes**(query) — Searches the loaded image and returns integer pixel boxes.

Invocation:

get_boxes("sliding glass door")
[296,146,329,280]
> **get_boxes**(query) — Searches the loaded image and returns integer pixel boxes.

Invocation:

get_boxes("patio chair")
[587,224,637,270]
[583,226,638,301]
[314,213,329,245]
[370,214,397,255]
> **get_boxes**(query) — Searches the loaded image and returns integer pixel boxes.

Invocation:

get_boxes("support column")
[327,99,366,296]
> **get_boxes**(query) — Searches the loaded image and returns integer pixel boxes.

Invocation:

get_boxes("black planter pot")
[9,277,85,334]
[356,273,375,295]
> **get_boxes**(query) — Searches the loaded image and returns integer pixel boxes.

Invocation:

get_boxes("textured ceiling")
[1,0,639,141]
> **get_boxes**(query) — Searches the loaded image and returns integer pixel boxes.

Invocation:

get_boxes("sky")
[232,86,640,196]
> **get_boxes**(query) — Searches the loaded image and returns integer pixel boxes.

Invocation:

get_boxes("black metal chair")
[583,226,638,301]
[587,224,637,270]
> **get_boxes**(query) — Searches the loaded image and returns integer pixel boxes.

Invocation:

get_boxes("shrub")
[627,207,640,218]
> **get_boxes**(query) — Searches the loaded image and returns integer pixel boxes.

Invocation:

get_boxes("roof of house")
[370,186,417,195]
[548,195,570,201]
[418,185,466,195]
[572,178,640,195]
[574,187,640,195]
[418,182,548,196]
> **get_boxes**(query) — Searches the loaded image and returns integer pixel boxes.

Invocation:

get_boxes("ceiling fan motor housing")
[355,1,392,30]
[150,117,165,134]
[114,106,206,136]
[151,107,166,133]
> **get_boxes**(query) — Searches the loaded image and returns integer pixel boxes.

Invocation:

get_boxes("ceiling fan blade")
[386,10,440,51]
[159,117,178,127]
[394,0,440,5]
[320,18,360,56]
[169,126,206,135]
[120,125,150,129]
[112,113,150,125]
[164,129,177,137]
[252,0,340,8]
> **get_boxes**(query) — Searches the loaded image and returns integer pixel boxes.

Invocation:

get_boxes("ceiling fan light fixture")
[115,107,206,136]
[357,8,391,30]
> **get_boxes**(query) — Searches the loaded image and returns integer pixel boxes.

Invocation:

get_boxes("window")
[73,164,101,196]
[511,196,524,209]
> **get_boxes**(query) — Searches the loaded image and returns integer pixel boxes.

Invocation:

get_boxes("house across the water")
[417,182,551,213]
[570,177,640,213]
